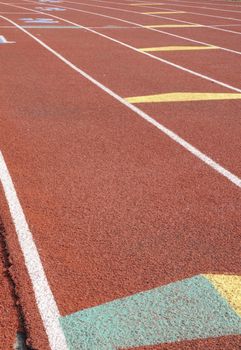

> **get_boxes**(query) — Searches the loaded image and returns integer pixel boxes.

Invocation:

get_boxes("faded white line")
[1,15,241,190]
[133,0,241,8]
[0,152,68,350]
[46,2,241,55]
[134,1,241,14]
[0,24,141,28]
[64,0,241,26]
[212,23,241,27]
[55,0,241,36]
[1,3,241,89]
[146,11,241,34]
[0,11,34,13]
[7,0,241,47]
[84,0,241,7]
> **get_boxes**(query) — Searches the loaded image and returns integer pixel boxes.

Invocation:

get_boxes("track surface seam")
[0,220,32,350]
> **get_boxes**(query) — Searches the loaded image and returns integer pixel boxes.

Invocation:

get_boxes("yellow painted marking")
[131,3,167,5]
[142,11,186,14]
[140,45,218,52]
[203,274,241,318]
[125,92,241,104]
[145,24,202,28]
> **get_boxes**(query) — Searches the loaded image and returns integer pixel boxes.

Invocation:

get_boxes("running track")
[0,0,241,348]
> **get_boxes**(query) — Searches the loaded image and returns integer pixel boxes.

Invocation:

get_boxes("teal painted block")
[60,275,241,350]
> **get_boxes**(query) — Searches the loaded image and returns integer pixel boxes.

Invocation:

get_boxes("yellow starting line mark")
[145,24,202,28]
[125,92,241,103]
[142,11,186,14]
[139,45,218,52]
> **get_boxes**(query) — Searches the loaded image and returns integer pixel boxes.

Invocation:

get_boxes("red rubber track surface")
[0,221,19,350]
[57,4,241,27]
[59,0,241,20]
[0,0,241,348]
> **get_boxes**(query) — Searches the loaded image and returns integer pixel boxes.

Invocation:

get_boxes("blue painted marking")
[38,0,63,3]
[0,35,15,44]
[20,18,59,24]
[60,275,241,350]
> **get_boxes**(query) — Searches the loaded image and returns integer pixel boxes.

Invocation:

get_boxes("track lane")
[40,0,241,47]
[130,1,241,14]
[1,1,241,349]
[62,0,241,38]
[13,16,240,177]
[0,13,241,308]
[2,1,241,92]
[64,0,241,22]
[1,1,240,174]
[8,0,241,58]
[97,0,241,18]
[25,1,241,53]
[136,0,241,8]
[62,0,241,27]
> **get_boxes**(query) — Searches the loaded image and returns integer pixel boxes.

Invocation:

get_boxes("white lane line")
[64,0,241,27]
[133,1,241,14]
[140,9,241,33]
[56,0,241,36]
[0,152,68,350]
[213,23,241,27]
[139,6,241,34]
[0,24,140,28]
[46,2,241,55]
[0,11,34,13]
[146,11,241,34]
[126,0,241,13]
[161,0,241,8]
[1,15,241,190]
[135,0,241,8]
[9,0,241,43]
[1,3,241,91]
[80,0,241,7]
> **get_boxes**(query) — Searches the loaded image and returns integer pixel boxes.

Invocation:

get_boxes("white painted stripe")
[135,1,241,14]
[1,6,241,91]
[1,16,241,190]
[0,11,34,13]
[0,152,68,350]
[90,0,241,15]
[63,0,241,31]
[62,0,241,19]
[33,0,241,53]
[0,24,141,28]
[213,24,241,27]
[142,0,241,8]
[146,11,241,35]
[2,0,241,56]
[133,5,241,34]
[58,2,241,51]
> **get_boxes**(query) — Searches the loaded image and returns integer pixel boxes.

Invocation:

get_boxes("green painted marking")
[60,275,241,349]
